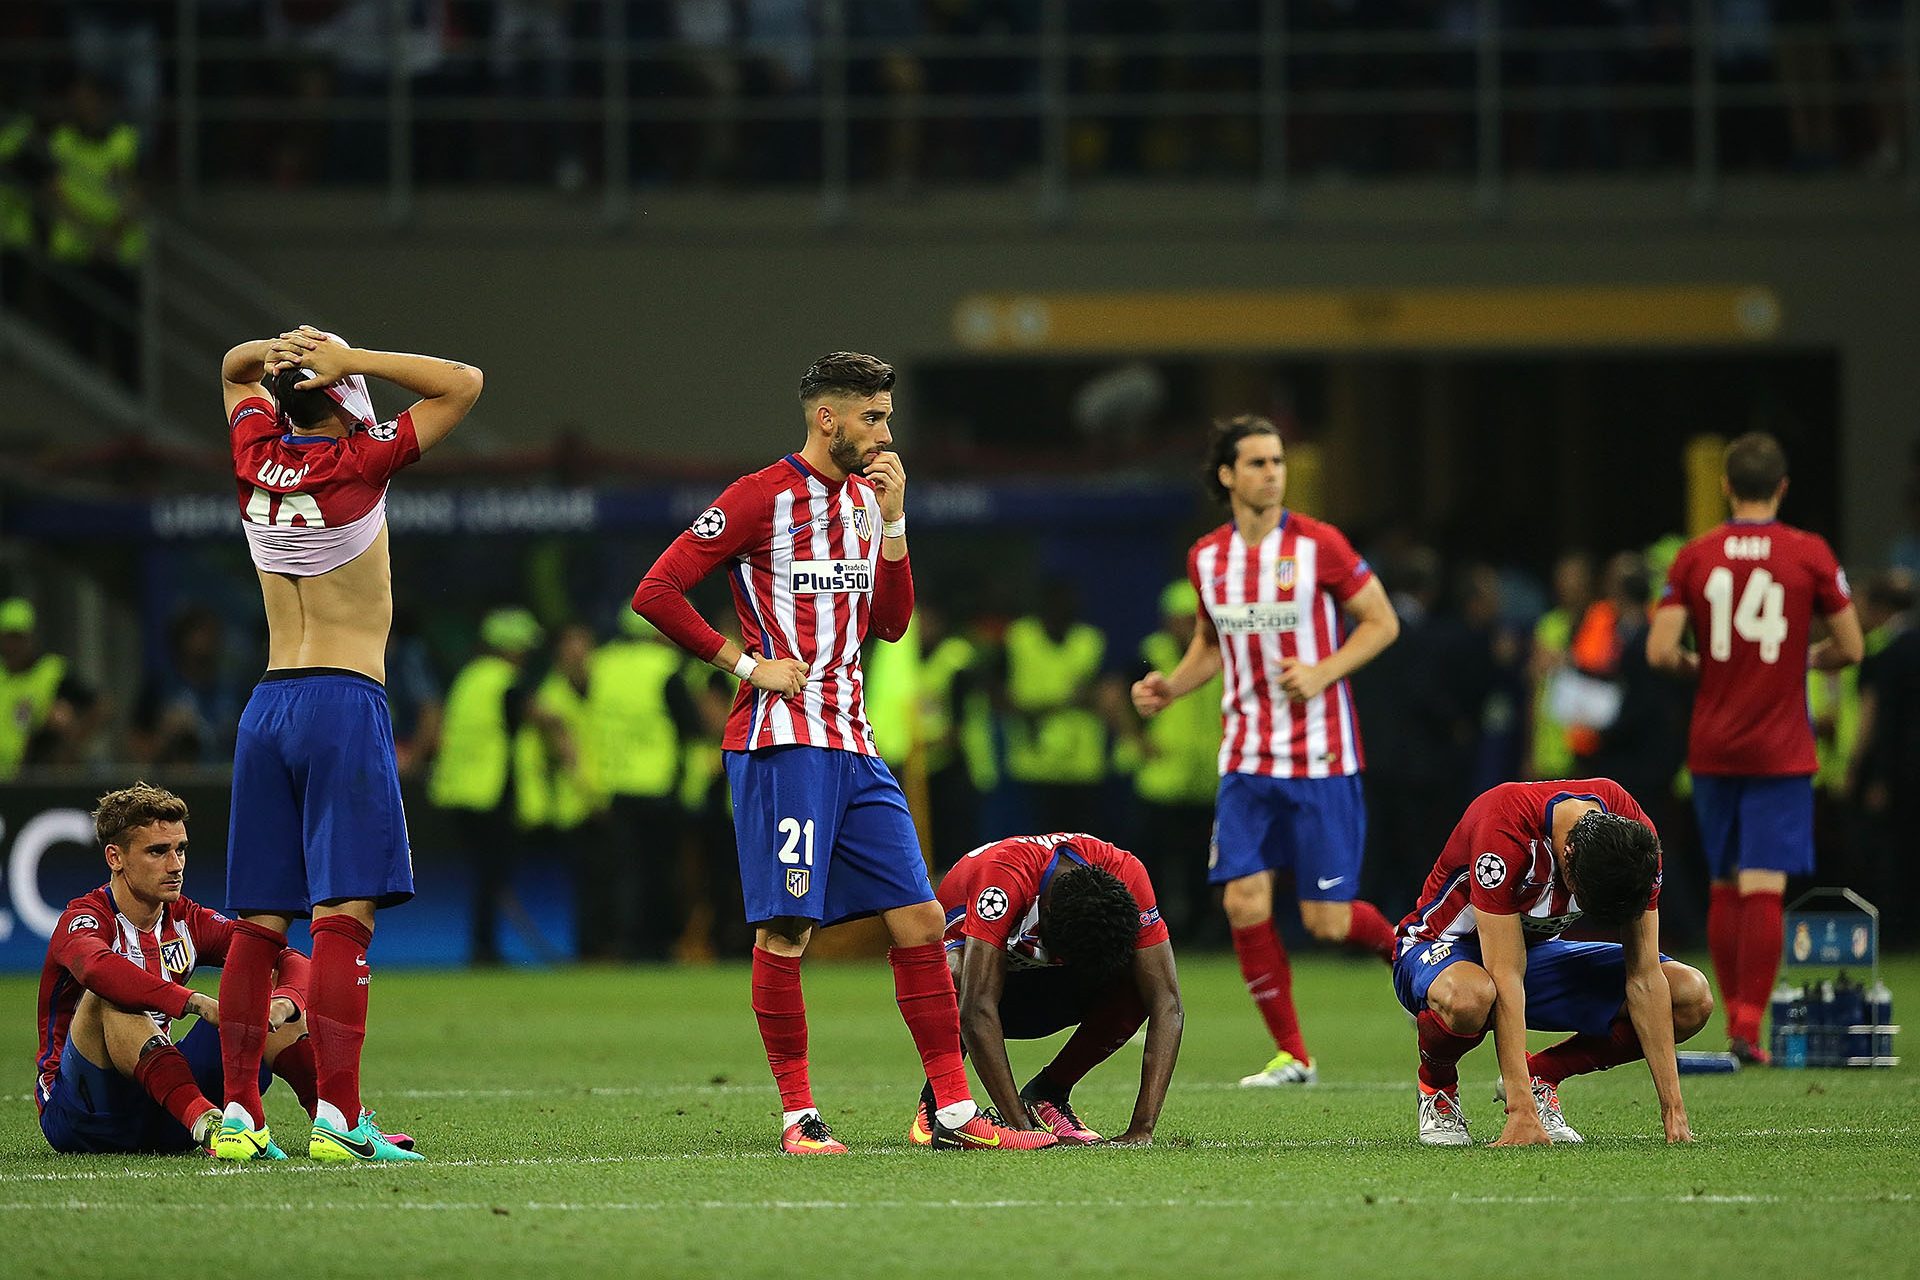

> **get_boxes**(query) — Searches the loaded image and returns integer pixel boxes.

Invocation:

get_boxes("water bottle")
[1768,979,1797,1061]
[1866,979,1894,1061]
[1782,989,1810,1069]
[1812,980,1838,1067]
[1837,974,1870,1064]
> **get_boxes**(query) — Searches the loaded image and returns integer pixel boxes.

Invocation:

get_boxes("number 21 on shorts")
[778,818,815,898]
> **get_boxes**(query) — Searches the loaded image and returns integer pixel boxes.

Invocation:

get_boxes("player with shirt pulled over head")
[1393,779,1711,1147]
[910,832,1184,1148]
[1132,416,1401,1088]
[215,325,482,1162]
[1648,432,1863,1065]
[36,784,322,1157]
[633,353,1051,1154]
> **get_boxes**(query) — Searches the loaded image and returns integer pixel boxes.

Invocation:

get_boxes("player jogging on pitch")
[1647,432,1863,1064]
[632,352,1053,1154]
[912,831,1183,1147]
[1394,778,1708,1146]
[1132,415,1400,1086]
[215,325,482,1161]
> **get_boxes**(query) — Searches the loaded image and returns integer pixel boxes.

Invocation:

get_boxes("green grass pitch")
[3,953,1915,1278]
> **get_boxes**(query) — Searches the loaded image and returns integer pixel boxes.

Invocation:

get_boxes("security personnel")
[1002,586,1111,836]
[588,610,701,961]
[0,597,101,779]
[1127,580,1224,941]
[46,77,144,381]
[431,608,544,965]
[917,602,996,867]
[0,103,44,310]
[514,622,607,952]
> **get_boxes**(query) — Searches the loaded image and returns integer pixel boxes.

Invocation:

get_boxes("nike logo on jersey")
[1316,876,1345,890]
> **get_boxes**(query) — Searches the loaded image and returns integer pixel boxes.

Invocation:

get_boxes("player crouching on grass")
[33,784,353,1157]
[1392,779,1710,1147]
[911,833,1184,1148]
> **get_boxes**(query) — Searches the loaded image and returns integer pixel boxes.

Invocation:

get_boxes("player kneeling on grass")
[1392,779,1710,1147]
[33,784,368,1158]
[911,833,1184,1148]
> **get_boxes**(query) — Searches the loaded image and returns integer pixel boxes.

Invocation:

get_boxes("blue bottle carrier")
[1770,888,1899,1069]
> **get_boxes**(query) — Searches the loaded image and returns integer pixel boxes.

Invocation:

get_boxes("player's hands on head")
[185,991,220,1026]
[866,451,906,523]
[264,325,351,388]
[1130,672,1173,718]
[268,996,300,1032]
[1489,1109,1553,1147]
[749,657,809,698]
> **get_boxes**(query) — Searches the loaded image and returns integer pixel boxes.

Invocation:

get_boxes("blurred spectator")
[1573,555,1685,811]
[1455,562,1529,792]
[514,619,609,950]
[0,597,104,778]
[1527,551,1594,778]
[674,603,750,959]
[918,601,995,868]
[46,75,145,386]
[430,608,545,966]
[130,606,246,766]
[1557,550,1644,760]
[1851,573,1920,941]
[1000,583,1111,835]
[0,88,48,313]
[387,607,445,779]
[66,2,165,133]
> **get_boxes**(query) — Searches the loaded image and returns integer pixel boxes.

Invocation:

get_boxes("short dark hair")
[1724,432,1788,502]
[265,366,339,430]
[1205,415,1281,503]
[93,782,188,849]
[1042,860,1140,981]
[799,352,894,404]
[1565,811,1661,929]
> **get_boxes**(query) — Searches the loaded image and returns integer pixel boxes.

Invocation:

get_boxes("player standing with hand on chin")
[215,325,482,1162]
[633,353,1053,1154]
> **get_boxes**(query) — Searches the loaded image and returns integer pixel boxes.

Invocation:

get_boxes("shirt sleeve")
[1187,543,1217,643]
[1656,542,1695,609]
[1810,535,1853,616]
[632,477,766,663]
[958,862,1026,951]
[1313,522,1375,604]
[1117,852,1170,949]
[228,396,279,450]
[346,411,424,488]
[1462,811,1527,916]
[49,904,195,1020]
[869,552,915,643]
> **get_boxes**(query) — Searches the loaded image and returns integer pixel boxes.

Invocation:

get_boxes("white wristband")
[732,653,758,680]
[881,516,906,539]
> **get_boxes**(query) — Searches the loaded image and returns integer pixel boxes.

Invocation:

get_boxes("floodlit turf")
[3,952,1915,1278]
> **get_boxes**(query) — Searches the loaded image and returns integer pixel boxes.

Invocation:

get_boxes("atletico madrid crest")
[160,937,193,975]
[1274,558,1298,592]
[786,869,811,899]
[852,506,872,542]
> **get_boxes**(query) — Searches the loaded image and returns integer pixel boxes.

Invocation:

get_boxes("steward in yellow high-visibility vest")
[0,597,101,779]
[1002,590,1111,836]
[586,610,703,961]
[430,608,542,965]
[915,603,996,866]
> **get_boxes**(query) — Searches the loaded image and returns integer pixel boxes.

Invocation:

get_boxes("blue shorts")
[228,668,415,915]
[1392,935,1669,1037]
[1208,772,1367,898]
[725,745,935,926]
[39,1020,271,1155]
[1692,774,1815,880]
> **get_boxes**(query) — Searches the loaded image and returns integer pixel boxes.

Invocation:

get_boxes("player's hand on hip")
[185,991,220,1026]
[867,450,906,522]
[749,657,809,698]
[1277,657,1330,703]
[1662,1109,1694,1144]
[1489,1110,1553,1147]
[1131,672,1172,717]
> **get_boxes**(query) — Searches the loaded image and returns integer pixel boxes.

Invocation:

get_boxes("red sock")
[217,918,283,1124]
[750,948,813,1112]
[889,942,972,1110]
[1232,921,1308,1061]
[1042,986,1148,1090]
[133,1041,217,1135]
[1734,890,1785,1045]
[1529,1016,1644,1085]
[272,1034,320,1118]
[1343,900,1398,964]
[1708,883,1744,1037]
[308,914,373,1125]
[1416,1008,1486,1091]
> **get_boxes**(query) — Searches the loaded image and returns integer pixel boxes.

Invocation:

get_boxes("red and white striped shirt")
[633,454,913,755]
[1187,512,1373,779]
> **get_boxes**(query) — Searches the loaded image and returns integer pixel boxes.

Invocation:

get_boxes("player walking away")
[910,832,1183,1147]
[216,325,482,1162]
[1393,779,1710,1146]
[36,784,327,1157]
[1647,432,1863,1065]
[1131,416,1401,1087]
[632,353,1053,1153]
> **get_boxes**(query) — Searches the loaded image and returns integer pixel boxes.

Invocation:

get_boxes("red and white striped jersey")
[634,454,913,755]
[1395,779,1662,951]
[1187,513,1373,779]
